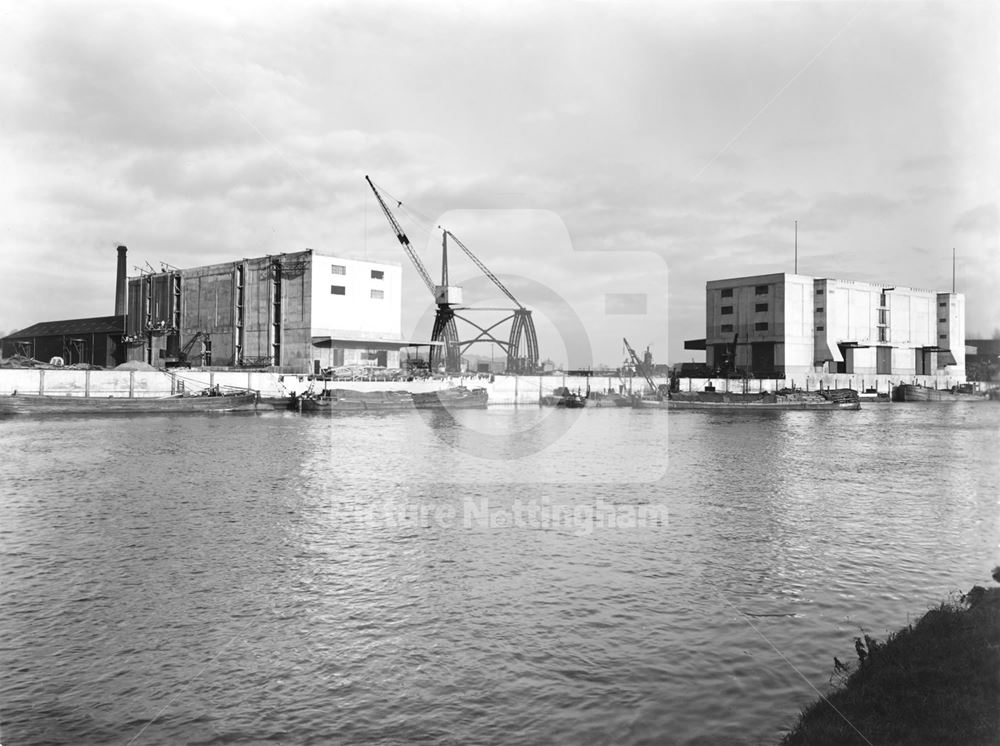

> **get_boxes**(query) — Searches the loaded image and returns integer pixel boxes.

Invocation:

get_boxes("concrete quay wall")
[0,369,982,403]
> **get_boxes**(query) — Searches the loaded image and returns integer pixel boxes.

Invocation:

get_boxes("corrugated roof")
[2,315,125,339]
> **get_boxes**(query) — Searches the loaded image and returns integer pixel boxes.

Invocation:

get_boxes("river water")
[1,403,997,745]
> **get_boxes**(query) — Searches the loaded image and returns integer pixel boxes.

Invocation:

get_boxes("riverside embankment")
[782,584,1000,745]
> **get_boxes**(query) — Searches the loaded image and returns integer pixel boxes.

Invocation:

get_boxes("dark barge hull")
[413,387,488,409]
[298,389,413,412]
[0,392,259,415]
[299,387,490,412]
[639,389,861,411]
[892,384,988,402]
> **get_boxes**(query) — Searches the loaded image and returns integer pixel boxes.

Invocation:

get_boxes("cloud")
[792,192,901,233]
[954,203,999,236]
[1,2,998,363]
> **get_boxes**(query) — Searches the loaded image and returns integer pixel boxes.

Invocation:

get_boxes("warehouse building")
[692,272,965,379]
[0,315,126,367]
[126,249,405,374]
[1,246,129,367]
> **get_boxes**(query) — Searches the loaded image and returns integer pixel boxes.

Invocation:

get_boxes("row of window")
[721,322,769,332]
[721,303,769,315]
[332,265,385,280]
[720,285,770,298]
[331,285,385,299]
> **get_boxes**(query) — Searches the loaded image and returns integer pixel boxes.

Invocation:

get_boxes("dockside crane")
[365,176,539,374]
[366,175,461,372]
[443,230,539,374]
[623,337,662,400]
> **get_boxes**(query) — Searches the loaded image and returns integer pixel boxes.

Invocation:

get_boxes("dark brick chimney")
[115,245,127,316]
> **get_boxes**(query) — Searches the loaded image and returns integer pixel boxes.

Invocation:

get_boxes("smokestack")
[115,245,127,316]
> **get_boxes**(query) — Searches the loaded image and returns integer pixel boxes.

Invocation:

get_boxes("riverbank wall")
[0,369,986,404]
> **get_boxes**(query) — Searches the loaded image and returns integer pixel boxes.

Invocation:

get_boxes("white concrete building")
[703,273,965,380]
[309,252,404,371]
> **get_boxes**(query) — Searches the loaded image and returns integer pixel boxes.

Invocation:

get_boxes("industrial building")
[0,315,126,367]
[0,246,129,366]
[2,245,406,375]
[688,272,966,379]
[126,249,405,374]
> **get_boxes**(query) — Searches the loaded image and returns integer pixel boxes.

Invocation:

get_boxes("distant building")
[691,272,965,379]
[966,338,1000,382]
[125,249,405,374]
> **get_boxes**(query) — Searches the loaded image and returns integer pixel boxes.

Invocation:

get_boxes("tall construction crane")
[365,176,539,374]
[623,337,662,400]
[366,176,460,371]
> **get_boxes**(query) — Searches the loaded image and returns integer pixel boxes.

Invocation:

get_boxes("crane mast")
[365,176,540,374]
[444,231,522,308]
[365,175,436,296]
[623,337,660,399]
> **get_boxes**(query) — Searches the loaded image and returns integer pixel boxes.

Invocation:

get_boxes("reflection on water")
[0,403,997,744]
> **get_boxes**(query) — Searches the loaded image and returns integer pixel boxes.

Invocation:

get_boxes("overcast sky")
[1,0,997,366]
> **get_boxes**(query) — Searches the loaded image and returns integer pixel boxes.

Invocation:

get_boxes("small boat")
[892,383,989,402]
[858,388,890,403]
[540,386,587,408]
[0,389,259,416]
[298,388,414,412]
[412,387,488,409]
[636,388,861,411]
[588,392,632,408]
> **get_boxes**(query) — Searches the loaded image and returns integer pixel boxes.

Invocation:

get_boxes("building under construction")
[125,248,405,374]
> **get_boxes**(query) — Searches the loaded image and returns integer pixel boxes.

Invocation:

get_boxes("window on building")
[938,317,946,323]
[938,301,947,307]
[755,322,768,331]
[371,270,384,280]
[720,288,733,298]
[755,303,768,312]
[939,334,947,340]
[816,325,825,332]
[721,306,733,315]
[331,285,346,295]
[755,285,769,295]
[878,309,888,325]
[816,307,824,313]
[878,327,888,343]
[371,289,384,299]
[721,324,734,332]
[331,265,346,275]
[816,288,824,295]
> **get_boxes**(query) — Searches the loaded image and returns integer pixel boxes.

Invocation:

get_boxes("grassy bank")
[781,584,1000,745]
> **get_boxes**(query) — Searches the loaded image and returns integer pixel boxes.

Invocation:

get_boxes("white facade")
[705,273,966,379]
[309,252,404,370]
